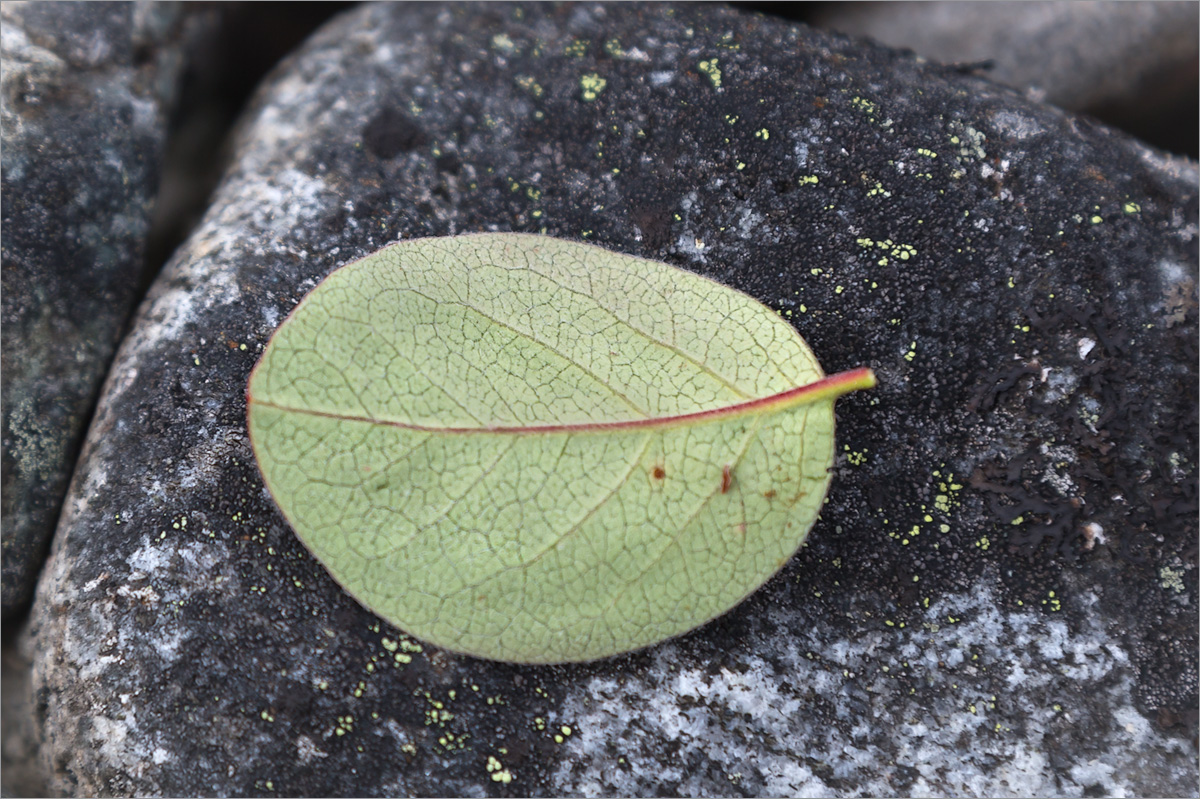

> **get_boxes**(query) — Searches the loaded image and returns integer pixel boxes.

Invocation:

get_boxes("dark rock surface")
[22,3,1198,796]
[1,0,192,618]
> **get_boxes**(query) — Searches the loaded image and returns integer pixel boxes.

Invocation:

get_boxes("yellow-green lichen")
[850,96,877,116]
[579,73,607,101]
[950,124,986,160]
[515,75,544,98]
[487,755,514,783]
[866,180,891,198]
[844,447,868,465]
[1160,566,1185,593]
[698,58,722,88]
[855,237,917,265]
[438,731,468,751]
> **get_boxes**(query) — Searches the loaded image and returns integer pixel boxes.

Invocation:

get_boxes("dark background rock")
[143,2,354,278]
[0,0,190,619]
[0,0,352,626]
[0,3,349,796]
[14,2,1200,796]
[806,0,1200,159]
[1,643,41,798]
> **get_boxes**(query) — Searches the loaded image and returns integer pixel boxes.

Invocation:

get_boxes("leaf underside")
[247,233,872,663]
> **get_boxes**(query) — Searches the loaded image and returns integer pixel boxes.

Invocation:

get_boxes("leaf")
[247,233,874,663]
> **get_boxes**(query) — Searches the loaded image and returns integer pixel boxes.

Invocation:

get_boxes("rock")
[24,3,1197,796]
[143,3,352,271]
[812,1,1200,113]
[1,641,45,798]
[810,1,1200,158]
[1,0,193,618]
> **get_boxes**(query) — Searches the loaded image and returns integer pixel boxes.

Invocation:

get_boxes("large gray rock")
[24,3,1198,796]
[1,0,193,618]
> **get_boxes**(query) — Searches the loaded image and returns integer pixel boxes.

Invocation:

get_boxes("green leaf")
[247,233,874,663]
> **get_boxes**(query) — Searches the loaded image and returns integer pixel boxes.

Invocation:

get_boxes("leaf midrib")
[247,367,875,435]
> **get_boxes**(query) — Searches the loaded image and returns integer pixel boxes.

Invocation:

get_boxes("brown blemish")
[652,466,666,480]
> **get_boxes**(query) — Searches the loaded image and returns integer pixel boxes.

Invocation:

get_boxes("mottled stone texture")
[22,3,1198,796]
[1,1,189,617]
